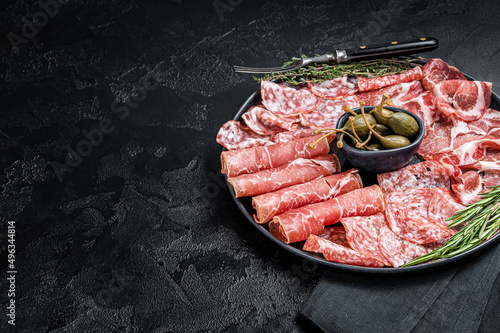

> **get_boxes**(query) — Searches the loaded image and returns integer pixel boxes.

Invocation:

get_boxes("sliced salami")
[307,75,358,100]
[252,169,362,223]
[377,161,451,194]
[357,66,423,92]
[271,128,317,143]
[421,58,467,91]
[385,188,455,244]
[261,80,320,117]
[428,187,464,231]
[341,213,391,266]
[227,155,340,198]
[216,120,274,150]
[269,185,384,244]
[300,95,359,129]
[318,226,350,247]
[241,105,286,136]
[220,134,331,177]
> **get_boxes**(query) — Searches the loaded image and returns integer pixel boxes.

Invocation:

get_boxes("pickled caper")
[342,114,377,138]
[367,143,383,151]
[386,112,419,138]
[379,135,411,149]
[372,123,392,137]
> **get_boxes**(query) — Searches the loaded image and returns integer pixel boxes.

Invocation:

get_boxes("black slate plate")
[226,71,500,275]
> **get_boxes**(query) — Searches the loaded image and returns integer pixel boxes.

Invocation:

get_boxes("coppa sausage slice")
[220,134,331,178]
[269,185,384,244]
[252,169,362,223]
[228,155,340,198]
[357,66,423,92]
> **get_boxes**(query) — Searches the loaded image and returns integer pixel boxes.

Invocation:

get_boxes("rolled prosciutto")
[252,169,362,223]
[221,134,331,177]
[228,155,340,198]
[269,185,385,244]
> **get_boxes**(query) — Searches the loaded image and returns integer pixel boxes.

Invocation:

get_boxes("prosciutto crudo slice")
[269,185,384,244]
[306,75,358,100]
[303,228,385,267]
[261,80,320,117]
[341,213,391,266]
[216,120,274,150]
[433,80,492,121]
[421,58,467,91]
[300,95,359,129]
[377,161,451,194]
[378,223,442,268]
[357,66,423,92]
[227,155,340,198]
[384,188,455,244]
[252,169,362,223]
[220,134,331,177]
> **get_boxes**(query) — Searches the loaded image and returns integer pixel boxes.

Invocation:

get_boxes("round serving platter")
[225,70,500,274]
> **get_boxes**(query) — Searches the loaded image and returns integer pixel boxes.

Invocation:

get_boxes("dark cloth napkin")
[300,242,500,333]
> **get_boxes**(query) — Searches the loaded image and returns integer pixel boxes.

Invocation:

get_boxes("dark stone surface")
[0,0,499,332]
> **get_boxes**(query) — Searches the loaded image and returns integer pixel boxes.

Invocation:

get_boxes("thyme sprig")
[254,57,424,85]
[402,185,500,267]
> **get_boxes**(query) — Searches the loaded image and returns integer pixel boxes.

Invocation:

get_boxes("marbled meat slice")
[227,155,340,198]
[318,226,350,247]
[220,134,330,177]
[303,230,384,267]
[269,185,384,244]
[241,105,287,136]
[421,58,467,91]
[399,91,438,128]
[433,80,492,121]
[300,95,359,128]
[357,66,422,92]
[427,187,464,231]
[271,128,316,143]
[307,75,358,100]
[355,80,423,106]
[341,213,391,266]
[252,169,362,223]
[378,223,440,267]
[451,170,485,205]
[377,161,451,194]
[261,80,320,117]
[216,120,274,150]
[385,188,455,244]
[418,120,454,156]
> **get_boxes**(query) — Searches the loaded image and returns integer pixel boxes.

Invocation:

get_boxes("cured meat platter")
[219,58,500,274]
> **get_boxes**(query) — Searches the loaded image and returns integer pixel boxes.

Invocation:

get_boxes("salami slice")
[384,188,455,244]
[377,161,451,194]
[428,187,464,230]
[216,120,274,150]
[261,80,320,117]
[228,155,340,198]
[271,128,317,143]
[252,169,362,223]
[341,213,391,266]
[303,230,384,267]
[421,58,467,91]
[307,76,358,100]
[300,96,359,129]
[317,226,350,247]
[357,66,423,92]
[269,185,384,244]
[220,134,331,177]
[241,106,286,136]
[378,224,439,267]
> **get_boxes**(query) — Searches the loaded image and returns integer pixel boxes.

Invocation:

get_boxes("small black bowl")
[335,106,425,174]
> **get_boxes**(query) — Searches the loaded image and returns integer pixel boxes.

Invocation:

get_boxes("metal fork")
[233,37,438,74]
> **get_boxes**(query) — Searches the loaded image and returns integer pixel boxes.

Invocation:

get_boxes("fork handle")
[340,37,438,63]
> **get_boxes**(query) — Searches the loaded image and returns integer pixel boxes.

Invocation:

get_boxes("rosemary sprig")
[254,57,424,85]
[402,184,500,267]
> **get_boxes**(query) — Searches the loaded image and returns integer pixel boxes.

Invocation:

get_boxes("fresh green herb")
[402,184,500,267]
[254,57,424,85]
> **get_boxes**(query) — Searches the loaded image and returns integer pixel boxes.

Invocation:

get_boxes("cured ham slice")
[451,170,485,205]
[357,66,423,92]
[227,155,340,198]
[216,120,274,150]
[384,188,455,244]
[261,80,320,117]
[398,91,437,127]
[341,213,391,266]
[271,128,316,143]
[303,228,384,267]
[378,224,441,267]
[300,96,359,129]
[433,80,492,121]
[421,58,467,91]
[220,134,331,177]
[355,80,424,106]
[252,169,362,223]
[307,76,358,100]
[377,161,451,194]
[269,185,384,244]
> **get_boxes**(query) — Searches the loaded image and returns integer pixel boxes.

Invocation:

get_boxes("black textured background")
[0,0,499,332]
